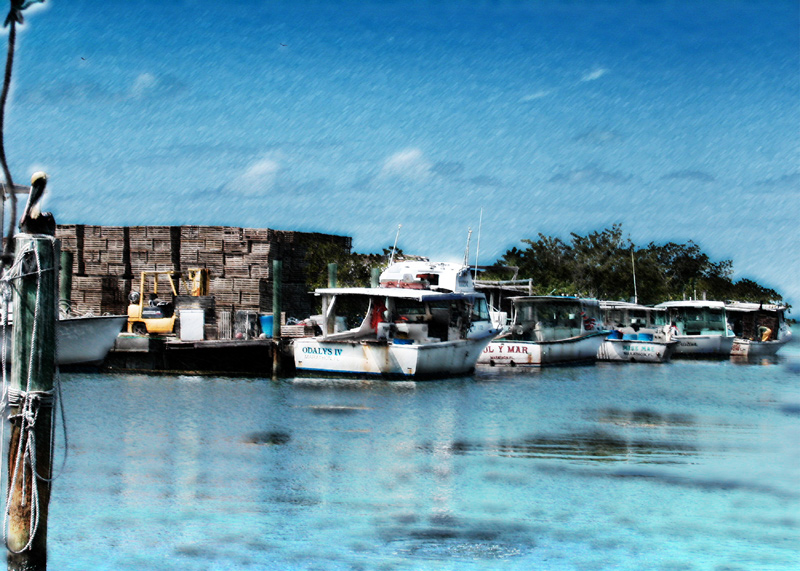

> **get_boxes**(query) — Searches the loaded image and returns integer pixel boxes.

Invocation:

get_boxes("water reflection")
[416,430,696,464]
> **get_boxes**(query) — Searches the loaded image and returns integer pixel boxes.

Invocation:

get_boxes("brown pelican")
[19,171,54,235]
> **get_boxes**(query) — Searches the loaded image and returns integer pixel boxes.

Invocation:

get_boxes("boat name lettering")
[302,346,344,357]
[483,344,528,354]
[679,342,698,347]
[622,344,654,352]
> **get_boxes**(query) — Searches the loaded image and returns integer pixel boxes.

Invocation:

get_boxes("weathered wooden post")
[327,263,337,288]
[58,249,73,313]
[271,259,282,379]
[370,267,380,288]
[7,231,59,570]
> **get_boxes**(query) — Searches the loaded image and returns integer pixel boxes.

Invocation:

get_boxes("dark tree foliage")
[489,225,783,304]
[303,225,785,307]
[304,241,400,291]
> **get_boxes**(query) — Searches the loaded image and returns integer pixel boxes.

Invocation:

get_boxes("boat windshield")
[472,297,490,321]
[515,301,582,328]
[671,307,727,335]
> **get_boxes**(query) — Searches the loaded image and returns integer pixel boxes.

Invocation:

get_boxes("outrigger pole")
[389,224,402,265]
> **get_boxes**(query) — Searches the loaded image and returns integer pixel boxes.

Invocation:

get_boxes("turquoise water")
[29,336,800,570]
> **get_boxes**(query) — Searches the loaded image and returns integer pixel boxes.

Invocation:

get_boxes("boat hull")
[672,334,735,357]
[730,337,790,357]
[2,315,127,366]
[478,332,607,367]
[597,338,678,363]
[294,332,496,378]
[57,315,128,365]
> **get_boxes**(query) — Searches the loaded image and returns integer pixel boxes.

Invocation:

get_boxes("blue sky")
[4,1,799,305]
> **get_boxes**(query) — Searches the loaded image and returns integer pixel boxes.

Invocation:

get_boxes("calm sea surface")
[27,331,800,570]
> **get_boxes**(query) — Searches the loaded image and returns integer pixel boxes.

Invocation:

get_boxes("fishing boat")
[597,301,678,363]
[293,261,500,378]
[2,312,127,366]
[56,314,128,365]
[654,300,735,357]
[725,301,792,357]
[477,296,608,366]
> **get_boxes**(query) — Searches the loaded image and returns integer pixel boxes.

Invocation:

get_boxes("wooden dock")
[101,335,295,376]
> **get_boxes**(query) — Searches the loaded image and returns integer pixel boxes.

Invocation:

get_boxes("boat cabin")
[725,302,786,341]
[506,296,604,342]
[656,301,728,336]
[314,288,492,345]
[600,301,667,333]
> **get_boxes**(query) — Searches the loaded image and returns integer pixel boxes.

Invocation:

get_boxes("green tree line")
[304,224,784,306]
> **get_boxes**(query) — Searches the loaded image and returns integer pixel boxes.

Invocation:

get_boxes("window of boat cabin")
[331,295,372,330]
[629,309,647,328]
[650,310,667,327]
[393,297,427,321]
[605,307,625,327]
[516,301,581,328]
[471,297,490,321]
[673,306,726,334]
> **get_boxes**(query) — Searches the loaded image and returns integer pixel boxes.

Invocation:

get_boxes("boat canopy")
[655,300,726,309]
[725,301,787,313]
[314,287,480,303]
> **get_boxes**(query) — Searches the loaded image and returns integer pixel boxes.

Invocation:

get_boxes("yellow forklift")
[127,269,209,335]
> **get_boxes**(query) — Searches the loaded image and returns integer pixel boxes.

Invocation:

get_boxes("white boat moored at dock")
[597,301,678,363]
[478,296,608,367]
[293,261,500,378]
[654,300,735,357]
[725,301,792,357]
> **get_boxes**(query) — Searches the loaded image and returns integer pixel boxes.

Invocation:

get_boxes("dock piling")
[272,260,282,379]
[6,233,59,570]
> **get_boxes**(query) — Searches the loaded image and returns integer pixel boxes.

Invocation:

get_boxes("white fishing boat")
[2,312,127,366]
[56,314,128,365]
[293,261,500,378]
[654,300,735,357]
[478,296,608,367]
[725,301,792,357]
[597,301,678,363]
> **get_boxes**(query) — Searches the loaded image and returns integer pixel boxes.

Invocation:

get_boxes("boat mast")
[631,248,638,304]
[389,224,402,265]
[463,227,472,266]
[473,207,483,279]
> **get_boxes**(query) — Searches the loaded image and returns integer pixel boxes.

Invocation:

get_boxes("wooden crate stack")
[55,224,352,339]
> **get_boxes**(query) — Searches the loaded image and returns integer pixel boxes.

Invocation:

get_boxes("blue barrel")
[260,315,274,338]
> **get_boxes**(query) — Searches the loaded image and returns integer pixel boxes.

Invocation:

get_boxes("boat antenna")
[389,224,401,264]
[631,247,638,304]
[473,207,483,279]
[463,227,472,266]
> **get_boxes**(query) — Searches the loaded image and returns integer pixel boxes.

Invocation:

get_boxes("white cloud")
[231,156,282,195]
[520,90,553,102]
[129,73,158,99]
[581,68,609,82]
[380,148,432,182]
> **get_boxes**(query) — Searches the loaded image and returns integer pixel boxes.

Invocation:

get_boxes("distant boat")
[597,301,678,363]
[293,260,500,378]
[2,310,126,366]
[478,296,608,367]
[654,300,735,357]
[56,314,128,366]
[725,301,792,358]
